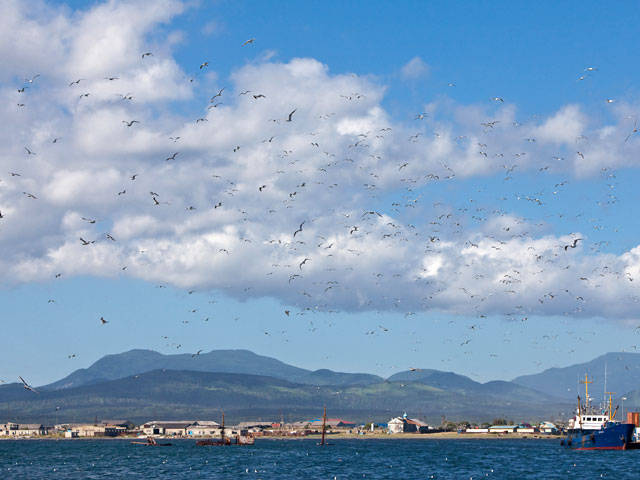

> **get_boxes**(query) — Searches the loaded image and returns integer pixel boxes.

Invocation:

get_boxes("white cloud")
[401,56,429,80]
[2,0,640,321]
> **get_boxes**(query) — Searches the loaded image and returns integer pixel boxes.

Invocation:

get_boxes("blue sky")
[2,0,640,387]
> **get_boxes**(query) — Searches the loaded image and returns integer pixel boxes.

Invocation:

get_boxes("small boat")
[196,412,254,446]
[560,375,634,450]
[131,436,172,447]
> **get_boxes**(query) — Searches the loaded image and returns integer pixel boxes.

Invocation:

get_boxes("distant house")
[309,418,356,429]
[387,414,431,434]
[516,424,538,434]
[1,423,49,436]
[539,421,558,434]
[141,421,194,436]
[75,424,106,437]
[187,421,221,436]
[464,427,489,433]
[488,425,517,434]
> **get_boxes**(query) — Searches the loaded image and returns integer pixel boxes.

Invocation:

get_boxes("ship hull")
[561,423,634,450]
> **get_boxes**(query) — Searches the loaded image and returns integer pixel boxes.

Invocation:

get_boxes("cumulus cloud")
[400,56,429,80]
[2,0,640,320]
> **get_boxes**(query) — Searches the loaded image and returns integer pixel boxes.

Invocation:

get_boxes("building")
[464,427,489,433]
[141,421,194,436]
[1,423,49,436]
[539,421,558,434]
[488,425,517,434]
[187,421,221,437]
[308,418,356,429]
[387,414,431,434]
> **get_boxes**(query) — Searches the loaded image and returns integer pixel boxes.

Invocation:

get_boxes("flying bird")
[165,152,179,161]
[100,316,108,324]
[210,88,225,101]
[286,109,297,122]
[293,221,305,237]
[141,52,153,58]
[564,238,582,250]
[242,38,255,46]
[122,120,140,127]
[19,376,38,394]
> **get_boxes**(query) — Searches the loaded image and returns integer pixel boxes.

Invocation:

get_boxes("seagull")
[24,74,40,84]
[24,147,36,155]
[100,316,108,324]
[286,109,297,122]
[253,94,266,99]
[199,61,209,69]
[293,221,305,237]
[81,217,96,224]
[79,237,95,245]
[210,88,225,102]
[19,376,38,394]
[284,310,290,316]
[106,233,116,241]
[141,52,153,58]
[104,76,119,81]
[122,120,140,127]
[564,238,582,250]
[242,38,255,46]
[165,152,179,161]
[22,192,37,199]
[492,97,504,102]
[130,174,138,180]
[299,258,310,270]
[191,349,203,358]
[68,78,84,86]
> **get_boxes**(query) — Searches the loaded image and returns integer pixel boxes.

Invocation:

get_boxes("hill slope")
[512,352,640,401]
[1,369,571,425]
[43,349,382,390]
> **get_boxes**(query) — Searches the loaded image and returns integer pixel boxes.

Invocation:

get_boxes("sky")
[2,0,640,386]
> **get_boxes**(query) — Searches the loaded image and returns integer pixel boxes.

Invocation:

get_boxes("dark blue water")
[0,438,636,479]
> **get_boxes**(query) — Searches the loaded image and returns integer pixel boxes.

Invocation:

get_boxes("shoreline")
[0,432,562,441]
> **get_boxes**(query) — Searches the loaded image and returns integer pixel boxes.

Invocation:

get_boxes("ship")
[560,374,634,450]
[195,412,254,446]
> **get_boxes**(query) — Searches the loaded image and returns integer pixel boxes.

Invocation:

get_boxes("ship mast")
[320,406,327,446]
[605,392,616,421]
[580,374,593,410]
[221,411,225,443]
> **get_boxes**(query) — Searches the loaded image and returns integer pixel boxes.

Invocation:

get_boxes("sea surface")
[0,437,637,479]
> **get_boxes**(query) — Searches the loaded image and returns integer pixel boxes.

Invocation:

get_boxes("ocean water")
[0,438,636,479]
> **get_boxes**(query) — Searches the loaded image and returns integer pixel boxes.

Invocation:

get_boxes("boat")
[560,375,634,450]
[131,436,172,447]
[196,412,254,446]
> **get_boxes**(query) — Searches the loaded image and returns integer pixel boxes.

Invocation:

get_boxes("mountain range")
[2,349,640,424]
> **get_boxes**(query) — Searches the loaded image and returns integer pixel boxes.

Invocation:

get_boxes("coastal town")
[1,413,567,439]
